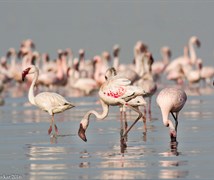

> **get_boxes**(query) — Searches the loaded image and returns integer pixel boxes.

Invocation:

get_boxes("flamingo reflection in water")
[22,65,75,135]
[78,67,147,142]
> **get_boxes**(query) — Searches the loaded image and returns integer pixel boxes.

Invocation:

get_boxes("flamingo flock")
[1,35,213,143]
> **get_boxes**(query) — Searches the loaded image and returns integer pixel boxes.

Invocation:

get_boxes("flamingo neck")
[81,99,109,129]
[189,42,197,65]
[161,109,175,131]
[135,53,144,76]
[113,57,119,71]
[86,99,109,120]
[28,69,39,105]
[11,56,16,68]
[163,53,169,65]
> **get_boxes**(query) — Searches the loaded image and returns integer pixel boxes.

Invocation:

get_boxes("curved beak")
[22,67,31,81]
[78,123,87,142]
[196,39,201,48]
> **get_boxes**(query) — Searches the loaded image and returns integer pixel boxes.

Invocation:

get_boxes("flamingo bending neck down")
[156,87,187,142]
[78,67,147,142]
[22,65,75,135]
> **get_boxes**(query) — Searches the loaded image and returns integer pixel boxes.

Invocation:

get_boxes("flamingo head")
[78,118,89,142]
[113,44,120,57]
[22,66,37,81]
[22,67,31,81]
[190,36,201,48]
[170,129,177,142]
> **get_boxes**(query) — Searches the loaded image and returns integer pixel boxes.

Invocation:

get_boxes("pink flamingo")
[135,52,157,118]
[78,67,147,142]
[22,65,75,135]
[152,46,171,81]
[112,44,140,84]
[156,87,187,141]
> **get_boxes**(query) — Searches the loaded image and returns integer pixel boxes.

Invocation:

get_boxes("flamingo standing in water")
[22,65,75,135]
[156,87,187,141]
[78,67,147,142]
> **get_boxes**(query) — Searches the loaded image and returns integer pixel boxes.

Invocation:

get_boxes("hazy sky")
[0,1,214,65]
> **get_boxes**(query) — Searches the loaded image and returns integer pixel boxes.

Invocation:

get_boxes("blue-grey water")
[0,1,214,179]
[0,85,214,179]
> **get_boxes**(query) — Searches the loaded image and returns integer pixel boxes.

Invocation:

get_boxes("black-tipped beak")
[22,67,31,81]
[78,123,87,142]
[196,39,201,48]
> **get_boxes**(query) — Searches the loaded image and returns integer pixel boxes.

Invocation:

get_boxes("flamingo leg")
[148,97,151,115]
[122,105,142,138]
[142,111,147,134]
[120,109,124,137]
[48,115,54,135]
[170,112,178,132]
[48,115,58,135]
[175,113,178,132]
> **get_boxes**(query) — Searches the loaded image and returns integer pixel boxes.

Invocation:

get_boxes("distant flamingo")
[156,87,187,141]
[152,46,171,81]
[78,67,147,142]
[112,44,140,84]
[22,65,75,135]
[135,52,157,118]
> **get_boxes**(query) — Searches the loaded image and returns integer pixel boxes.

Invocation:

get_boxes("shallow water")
[0,86,214,180]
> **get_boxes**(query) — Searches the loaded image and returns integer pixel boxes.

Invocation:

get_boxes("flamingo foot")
[54,124,59,135]
[48,125,52,135]
[78,123,87,142]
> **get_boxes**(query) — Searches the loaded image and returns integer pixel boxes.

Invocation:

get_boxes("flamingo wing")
[34,92,72,111]
[101,77,138,99]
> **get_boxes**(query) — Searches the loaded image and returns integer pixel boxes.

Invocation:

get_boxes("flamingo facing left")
[22,65,75,135]
[78,67,147,142]
[156,87,187,142]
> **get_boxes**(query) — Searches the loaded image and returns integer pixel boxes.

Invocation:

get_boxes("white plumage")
[22,65,75,135]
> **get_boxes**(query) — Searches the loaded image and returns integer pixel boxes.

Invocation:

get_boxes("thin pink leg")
[54,124,59,135]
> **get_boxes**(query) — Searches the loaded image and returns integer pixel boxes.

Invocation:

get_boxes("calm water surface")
[0,85,214,179]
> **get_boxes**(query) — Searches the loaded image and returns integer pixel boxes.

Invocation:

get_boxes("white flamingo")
[22,65,75,135]
[156,87,187,142]
[78,67,147,142]
[106,67,147,132]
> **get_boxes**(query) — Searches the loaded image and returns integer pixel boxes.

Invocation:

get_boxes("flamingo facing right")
[78,67,147,142]
[156,87,187,141]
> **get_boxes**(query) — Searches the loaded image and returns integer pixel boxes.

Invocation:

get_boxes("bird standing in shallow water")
[156,87,187,141]
[22,65,75,135]
[78,67,147,142]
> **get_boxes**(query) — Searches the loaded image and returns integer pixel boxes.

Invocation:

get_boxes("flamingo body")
[78,67,147,142]
[156,87,187,141]
[34,92,74,115]
[22,65,75,135]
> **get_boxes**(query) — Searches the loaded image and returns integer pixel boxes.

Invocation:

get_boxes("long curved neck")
[28,70,38,105]
[162,52,169,65]
[189,42,197,65]
[86,99,109,120]
[135,53,144,76]
[81,99,109,130]
[113,56,119,71]
[161,108,175,130]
